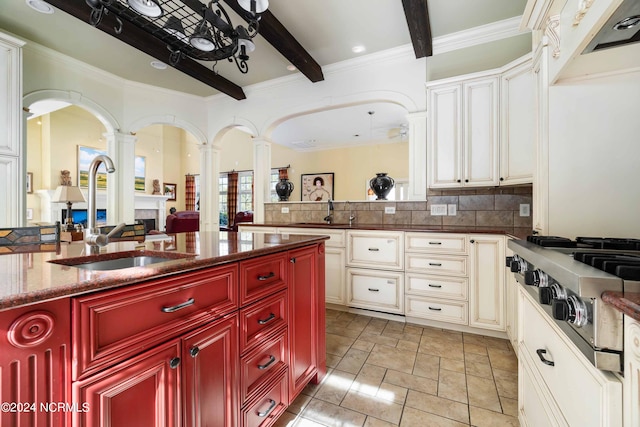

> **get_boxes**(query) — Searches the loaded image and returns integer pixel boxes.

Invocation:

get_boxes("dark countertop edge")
[602,291,640,322]
[0,235,328,312]
[245,222,519,236]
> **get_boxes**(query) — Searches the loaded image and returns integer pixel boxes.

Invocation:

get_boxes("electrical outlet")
[519,204,530,217]
[281,207,289,214]
[447,204,457,216]
[430,204,447,216]
[385,206,396,214]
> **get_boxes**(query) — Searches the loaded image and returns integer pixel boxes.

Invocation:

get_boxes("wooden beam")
[401,0,433,58]
[223,0,324,83]
[46,0,247,100]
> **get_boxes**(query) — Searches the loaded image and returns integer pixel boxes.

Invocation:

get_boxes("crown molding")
[433,16,527,55]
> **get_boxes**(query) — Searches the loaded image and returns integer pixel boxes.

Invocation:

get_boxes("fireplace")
[135,218,157,234]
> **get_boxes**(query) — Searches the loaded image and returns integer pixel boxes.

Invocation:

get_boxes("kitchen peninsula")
[0,231,327,427]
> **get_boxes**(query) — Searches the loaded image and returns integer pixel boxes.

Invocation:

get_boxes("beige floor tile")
[336,348,370,374]
[462,333,487,347]
[352,339,376,352]
[440,357,465,374]
[493,368,518,400]
[469,406,519,427]
[301,398,367,427]
[463,342,488,356]
[438,368,468,404]
[326,333,356,357]
[364,416,398,427]
[465,360,493,379]
[396,340,419,352]
[483,336,513,351]
[384,321,406,333]
[359,332,400,348]
[487,347,518,372]
[466,375,501,412]
[419,338,465,361]
[377,382,408,405]
[314,370,356,405]
[403,324,424,336]
[413,352,441,380]
[325,309,344,320]
[421,327,463,342]
[400,406,469,427]
[382,330,422,343]
[301,367,332,397]
[500,396,518,417]
[405,389,470,424]
[341,390,404,425]
[326,353,342,369]
[464,352,490,365]
[287,393,314,415]
[327,323,363,338]
[366,344,417,374]
[349,315,373,329]
[363,318,389,334]
[350,364,387,397]
[327,317,354,328]
[384,369,438,395]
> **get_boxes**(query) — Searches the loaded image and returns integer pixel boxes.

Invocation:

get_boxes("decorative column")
[407,111,428,200]
[105,131,137,225]
[252,137,272,224]
[199,143,221,232]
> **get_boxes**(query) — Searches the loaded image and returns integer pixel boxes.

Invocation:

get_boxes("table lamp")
[52,186,86,232]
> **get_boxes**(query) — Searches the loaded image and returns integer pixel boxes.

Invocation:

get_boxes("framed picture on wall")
[134,156,145,192]
[78,145,146,191]
[301,172,334,201]
[164,183,177,201]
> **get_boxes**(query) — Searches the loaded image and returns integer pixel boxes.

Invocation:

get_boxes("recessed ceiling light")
[25,0,54,14]
[286,64,297,71]
[352,45,366,53]
[150,60,168,70]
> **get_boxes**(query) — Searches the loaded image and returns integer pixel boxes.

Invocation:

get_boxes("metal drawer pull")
[368,247,380,251]
[258,355,277,370]
[428,306,442,311]
[368,288,380,292]
[169,357,181,369]
[428,284,442,288]
[428,241,442,245]
[258,313,276,325]
[258,272,276,281]
[429,262,442,267]
[536,349,555,366]
[161,298,195,313]
[257,399,277,417]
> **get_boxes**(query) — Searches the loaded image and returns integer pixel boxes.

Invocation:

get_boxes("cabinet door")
[0,33,23,157]
[469,235,505,331]
[182,314,239,427]
[624,316,640,427]
[427,84,463,188]
[500,58,534,185]
[505,244,519,354]
[325,246,346,305]
[0,298,71,427]
[532,41,550,235]
[288,244,322,402]
[73,340,181,427]
[463,77,500,187]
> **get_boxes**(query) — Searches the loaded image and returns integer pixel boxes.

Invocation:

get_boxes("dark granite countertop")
[602,291,640,322]
[0,231,327,311]
[243,222,525,238]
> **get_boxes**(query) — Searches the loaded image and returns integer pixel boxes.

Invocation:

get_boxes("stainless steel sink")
[49,250,194,271]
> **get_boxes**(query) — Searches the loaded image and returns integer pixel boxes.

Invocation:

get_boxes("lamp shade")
[52,186,86,203]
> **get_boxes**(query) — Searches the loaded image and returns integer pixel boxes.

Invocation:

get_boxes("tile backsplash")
[264,185,533,237]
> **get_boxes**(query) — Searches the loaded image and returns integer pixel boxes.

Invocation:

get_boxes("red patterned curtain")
[185,175,196,211]
[228,172,238,225]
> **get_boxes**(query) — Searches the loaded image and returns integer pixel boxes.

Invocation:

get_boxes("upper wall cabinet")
[0,32,24,157]
[426,55,534,189]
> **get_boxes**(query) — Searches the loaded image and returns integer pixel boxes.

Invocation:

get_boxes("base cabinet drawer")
[240,290,288,353]
[347,231,404,270]
[519,353,566,426]
[405,232,467,254]
[405,253,467,276]
[405,273,467,300]
[240,253,288,306]
[405,295,468,325]
[242,367,288,427]
[241,329,288,404]
[347,268,404,314]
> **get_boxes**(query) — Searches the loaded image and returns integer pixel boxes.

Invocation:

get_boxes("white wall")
[548,69,640,238]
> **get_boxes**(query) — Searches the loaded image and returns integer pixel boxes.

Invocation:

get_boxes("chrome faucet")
[323,198,334,224]
[346,200,356,226]
[85,155,121,249]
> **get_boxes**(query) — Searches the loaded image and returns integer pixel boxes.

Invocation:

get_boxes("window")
[219,174,228,226]
[269,169,280,202]
[238,171,253,212]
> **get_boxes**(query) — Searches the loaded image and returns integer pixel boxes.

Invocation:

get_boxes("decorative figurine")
[152,179,162,195]
[60,170,72,186]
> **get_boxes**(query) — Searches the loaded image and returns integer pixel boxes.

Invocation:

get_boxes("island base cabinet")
[242,367,288,427]
[73,340,182,427]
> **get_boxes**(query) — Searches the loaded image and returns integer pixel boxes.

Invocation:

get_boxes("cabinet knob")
[457,179,461,183]
[190,346,200,358]
[169,357,181,369]
[470,239,475,244]
[465,179,469,183]
[500,177,504,181]
[290,258,296,264]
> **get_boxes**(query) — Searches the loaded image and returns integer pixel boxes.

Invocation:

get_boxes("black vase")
[369,173,395,200]
[275,178,294,201]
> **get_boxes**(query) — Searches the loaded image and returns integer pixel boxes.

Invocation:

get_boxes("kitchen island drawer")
[347,268,403,314]
[405,232,467,254]
[73,264,238,379]
[405,295,468,325]
[242,366,288,427]
[405,273,468,301]
[240,290,288,353]
[405,253,467,276]
[240,253,288,306]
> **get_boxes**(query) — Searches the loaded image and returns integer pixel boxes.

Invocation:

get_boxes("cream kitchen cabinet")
[346,230,403,270]
[427,75,500,188]
[505,243,519,356]
[518,286,622,427]
[624,315,640,427]
[469,235,505,332]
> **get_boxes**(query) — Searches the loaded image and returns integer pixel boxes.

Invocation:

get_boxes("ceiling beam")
[401,0,433,58]
[46,0,247,100]
[223,0,324,83]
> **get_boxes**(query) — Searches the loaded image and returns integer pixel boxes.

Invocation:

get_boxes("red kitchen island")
[0,231,327,427]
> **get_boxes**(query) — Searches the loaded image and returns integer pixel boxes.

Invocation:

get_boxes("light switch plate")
[447,204,457,216]
[385,206,396,214]
[281,207,289,214]
[519,204,530,217]
[430,204,447,216]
